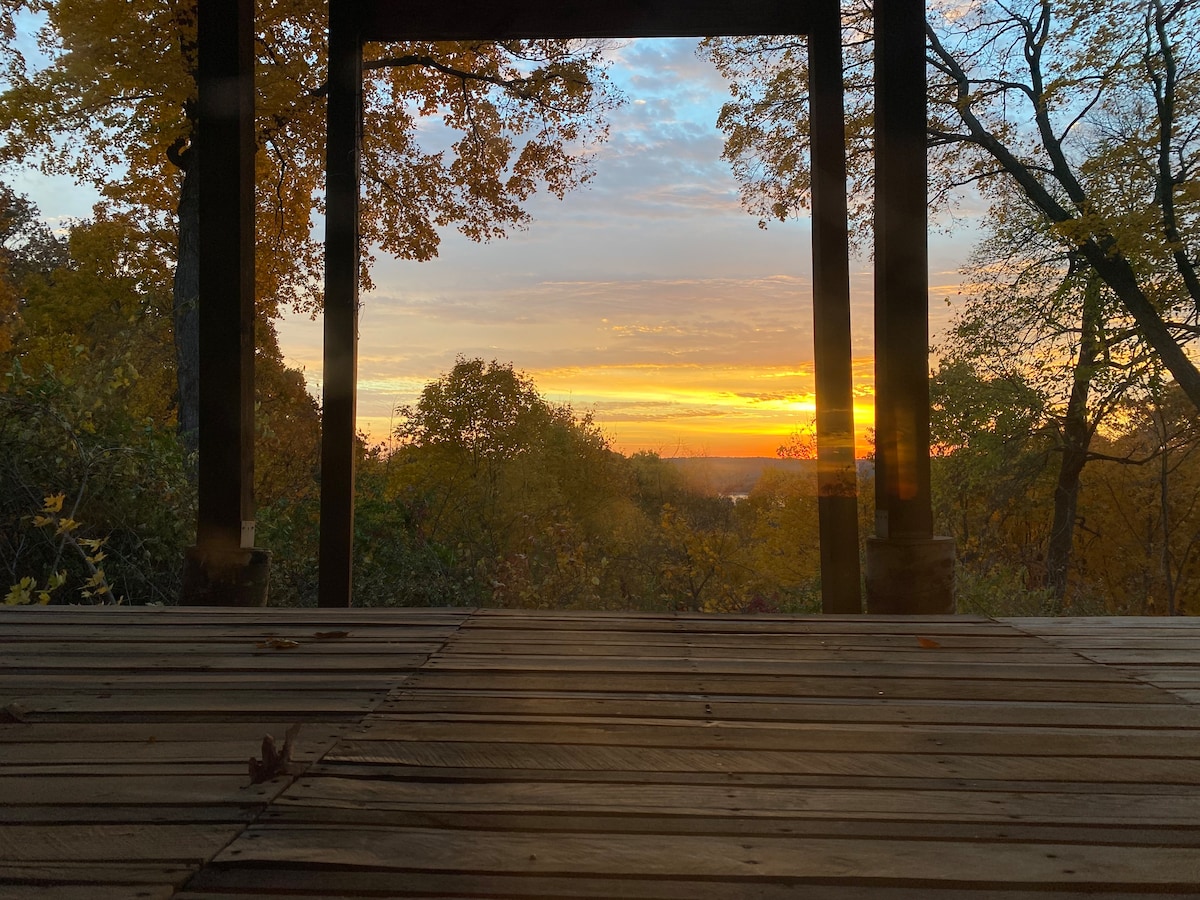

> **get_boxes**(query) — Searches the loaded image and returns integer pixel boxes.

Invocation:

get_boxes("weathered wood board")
[2,607,1198,898]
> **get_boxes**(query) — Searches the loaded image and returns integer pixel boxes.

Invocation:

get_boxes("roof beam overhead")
[361,0,816,41]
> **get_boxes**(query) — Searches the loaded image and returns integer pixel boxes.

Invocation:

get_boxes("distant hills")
[667,457,874,497]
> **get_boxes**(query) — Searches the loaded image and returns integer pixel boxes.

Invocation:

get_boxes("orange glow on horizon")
[356,393,877,460]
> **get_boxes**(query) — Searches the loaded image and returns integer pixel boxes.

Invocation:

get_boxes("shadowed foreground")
[2,606,1199,898]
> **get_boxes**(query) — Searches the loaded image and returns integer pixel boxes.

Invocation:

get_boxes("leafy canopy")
[0,1,620,312]
[705,0,1200,407]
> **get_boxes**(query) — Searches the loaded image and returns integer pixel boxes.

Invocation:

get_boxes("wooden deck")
[2,608,1200,898]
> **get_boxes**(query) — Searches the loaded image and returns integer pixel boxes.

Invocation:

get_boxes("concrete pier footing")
[865,536,955,614]
[181,546,271,607]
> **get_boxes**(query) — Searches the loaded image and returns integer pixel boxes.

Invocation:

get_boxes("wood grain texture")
[1,607,1198,898]
[0,606,459,899]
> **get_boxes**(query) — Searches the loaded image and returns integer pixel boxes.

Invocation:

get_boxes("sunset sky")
[277,38,975,457]
[16,36,975,459]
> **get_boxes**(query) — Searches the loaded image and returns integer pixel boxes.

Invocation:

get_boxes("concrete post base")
[865,536,955,614]
[181,546,271,607]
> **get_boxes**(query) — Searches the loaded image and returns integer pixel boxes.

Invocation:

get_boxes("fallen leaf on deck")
[255,638,300,650]
[248,723,302,784]
[916,637,942,649]
[312,630,350,640]
[2,701,31,723]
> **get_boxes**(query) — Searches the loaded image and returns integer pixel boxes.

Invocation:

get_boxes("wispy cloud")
[276,37,975,456]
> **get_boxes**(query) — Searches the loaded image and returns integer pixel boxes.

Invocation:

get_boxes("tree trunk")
[173,149,200,456]
[1147,400,1183,616]
[1081,243,1200,413]
[1045,447,1087,605]
[1158,431,1176,615]
[1044,275,1103,605]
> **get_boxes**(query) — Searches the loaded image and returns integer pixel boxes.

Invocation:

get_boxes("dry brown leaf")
[255,638,300,650]
[1,701,31,723]
[312,630,350,640]
[916,637,942,649]
[248,723,302,784]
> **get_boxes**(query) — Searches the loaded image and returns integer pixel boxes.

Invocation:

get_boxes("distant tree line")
[4,198,1196,613]
[3,0,1198,613]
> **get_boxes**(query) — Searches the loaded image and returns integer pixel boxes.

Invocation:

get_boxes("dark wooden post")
[318,0,363,608]
[808,0,861,613]
[866,0,954,612]
[182,0,270,606]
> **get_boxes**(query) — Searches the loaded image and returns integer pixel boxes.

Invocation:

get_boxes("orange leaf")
[916,637,941,649]
[256,638,300,650]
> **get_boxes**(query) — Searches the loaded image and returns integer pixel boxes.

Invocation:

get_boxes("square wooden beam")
[184,0,264,605]
[361,0,816,41]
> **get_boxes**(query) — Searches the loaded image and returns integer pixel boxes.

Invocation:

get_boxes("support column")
[318,1,363,608]
[808,0,862,613]
[867,0,954,613]
[182,0,270,606]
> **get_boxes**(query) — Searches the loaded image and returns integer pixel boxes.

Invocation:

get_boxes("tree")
[13,211,177,425]
[0,182,67,354]
[704,0,1200,411]
[0,3,617,448]
[2,200,325,605]
[929,356,1053,584]
[938,190,1156,603]
[397,357,551,466]
[391,357,634,609]
[1,210,193,605]
[1082,382,1200,613]
[738,466,823,611]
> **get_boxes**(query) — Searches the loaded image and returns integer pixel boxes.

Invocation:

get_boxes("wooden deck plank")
[280,776,1200,824]
[0,887,176,900]
[0,774,288,805]
[374,691,1200,727]
[177,874,1200,900]
[257,803,1200,842]
[0,824,235,862]
[204,824,1200,887]
[1005,619,1200,707]
[0,606,464,899]
[398,670,1179,703]
[0,736,343,765]
[0,868,189,897]
[306,760,1200,794]
[321,739,1200,782]
[419,655,1139,681]
[4,691,387,714]
[0,722,350,744]
[2,607,1199,898]
[334,719,1200,758]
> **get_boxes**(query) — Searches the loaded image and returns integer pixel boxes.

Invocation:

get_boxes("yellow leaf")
[5,576,36,605]
[42,493,65,513]
[4,588,29,606]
